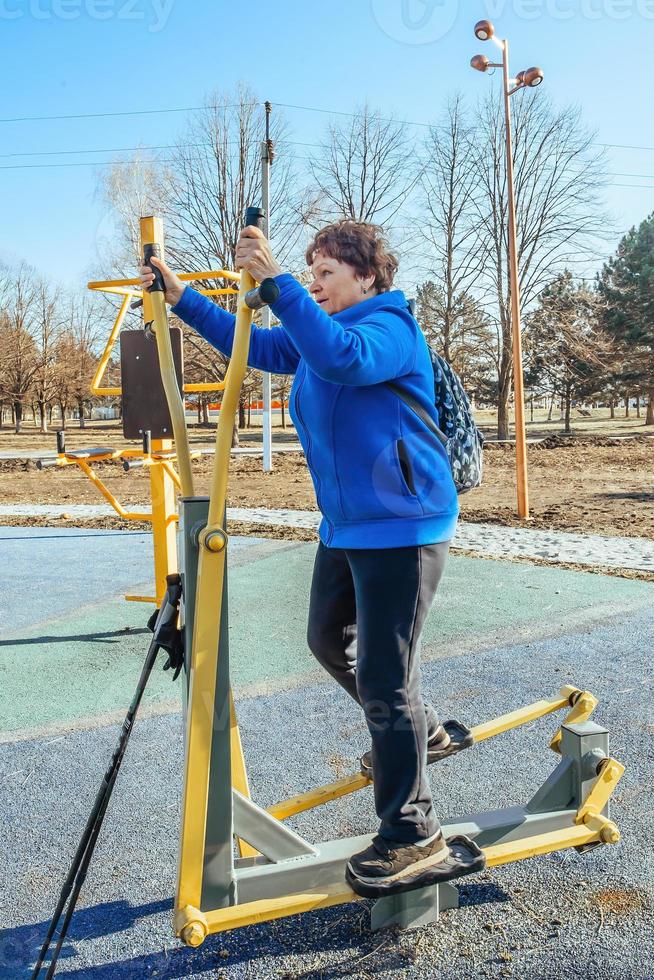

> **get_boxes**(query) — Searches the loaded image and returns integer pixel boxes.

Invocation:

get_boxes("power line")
[274,102,654,153]
[1,97,653,157]
[0,143,176,159]
[598,143,654,152]
[2,145,654,183]
[0,103,242,124]
[0,155,316,171]
[0,138,323,160]
[2,154,654,190]
[0,142,645,181]
[0,159,170,171]
[610,183,654,190]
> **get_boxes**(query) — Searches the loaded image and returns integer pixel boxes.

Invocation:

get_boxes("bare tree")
[471,92,610,438]
[95,151,166,274]
[32,280,61,432]
[98,86,305,445]
[417,95,485,360]
[52,331,77,428]
[0,265,39,432]
[159,84,304,278]
[306,104,419,228]
[57,294,101,428]
[273,374,292,429]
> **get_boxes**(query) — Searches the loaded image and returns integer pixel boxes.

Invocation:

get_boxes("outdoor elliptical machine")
[32,208,625,976]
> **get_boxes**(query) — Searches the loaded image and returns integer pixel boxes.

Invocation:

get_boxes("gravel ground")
[2,605,653,979]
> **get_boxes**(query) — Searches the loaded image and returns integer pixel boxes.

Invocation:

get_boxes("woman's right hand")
[138,255,185,307]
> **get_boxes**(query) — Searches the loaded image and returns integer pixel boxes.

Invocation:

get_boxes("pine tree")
[526,271,611,433]
[598,213,654,424]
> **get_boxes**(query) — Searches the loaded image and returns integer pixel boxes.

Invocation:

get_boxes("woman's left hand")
[235,226,283,281]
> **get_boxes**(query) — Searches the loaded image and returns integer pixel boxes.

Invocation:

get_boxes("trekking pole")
[31,573,184,979]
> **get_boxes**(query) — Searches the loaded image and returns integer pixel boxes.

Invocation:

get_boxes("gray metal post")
[179,496,235,911]
[179,497,209,709]
[559,720,611,813]
[261,101,273,473]
[371,881,459,931]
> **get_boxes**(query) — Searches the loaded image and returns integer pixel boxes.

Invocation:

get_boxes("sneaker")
[346,832,486,899]
[360,725,452,780]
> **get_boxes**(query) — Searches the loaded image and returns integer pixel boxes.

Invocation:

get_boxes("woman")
[139,220,478,895]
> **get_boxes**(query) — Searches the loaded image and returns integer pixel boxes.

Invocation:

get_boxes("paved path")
[2,503,652,572]
[0,526,652,979]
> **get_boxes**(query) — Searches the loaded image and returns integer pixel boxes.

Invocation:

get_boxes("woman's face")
[309,251,376,315]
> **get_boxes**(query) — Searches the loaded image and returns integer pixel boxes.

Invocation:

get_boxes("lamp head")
[523,66,544,87]
[474,19,495,41]
[470,54,491,73]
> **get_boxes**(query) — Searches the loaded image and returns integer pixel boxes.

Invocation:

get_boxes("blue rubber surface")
[0,528,269,634]
[0,528,153,632]
[2,605,653,978]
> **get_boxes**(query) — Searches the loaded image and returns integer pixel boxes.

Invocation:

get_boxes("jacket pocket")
[396,439,417,496]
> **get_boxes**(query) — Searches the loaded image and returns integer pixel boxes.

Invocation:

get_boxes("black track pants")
[307,540,449,843]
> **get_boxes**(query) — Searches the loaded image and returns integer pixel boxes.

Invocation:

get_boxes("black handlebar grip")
[242,205,276,308]
[142,430,152,455]
[56,430,66,455]
[244,277,280,310]
[244,206,266,230]
[143,243,165,293]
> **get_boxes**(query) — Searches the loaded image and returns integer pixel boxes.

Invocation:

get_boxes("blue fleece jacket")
[172,274,458,548]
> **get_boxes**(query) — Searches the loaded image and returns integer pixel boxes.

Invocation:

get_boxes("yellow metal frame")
[265,685,595,821]
[49,445,180,604]
[68,226,244,601]
[175,259,257,921]
[176,804,618,942]
[87,269,240,397]
[173,685,624,941]
[549,685,598,753]
[139,217,196,499]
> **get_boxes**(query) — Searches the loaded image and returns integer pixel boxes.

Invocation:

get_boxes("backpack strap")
[385,381,448,448]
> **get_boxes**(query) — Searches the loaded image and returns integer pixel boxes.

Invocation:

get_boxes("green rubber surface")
[2,538,651,740]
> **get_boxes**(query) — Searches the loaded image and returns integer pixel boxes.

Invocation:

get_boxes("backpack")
[386,348,484,494]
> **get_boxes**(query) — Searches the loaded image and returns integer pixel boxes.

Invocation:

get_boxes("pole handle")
[241,206,278,309]
[143,243,165,293]
[244,206,266,230]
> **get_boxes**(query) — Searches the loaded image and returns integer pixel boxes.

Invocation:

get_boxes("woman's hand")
[235,226,283,281]
[138,256,185,307]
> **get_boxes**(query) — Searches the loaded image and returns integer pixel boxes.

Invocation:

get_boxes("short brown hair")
[306,220,398,293]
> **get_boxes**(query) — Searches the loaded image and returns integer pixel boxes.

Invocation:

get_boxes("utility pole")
[261,101,274,472]
[471,20,543,519]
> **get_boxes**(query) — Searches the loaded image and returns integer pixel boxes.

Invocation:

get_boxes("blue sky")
[1,0,653,292]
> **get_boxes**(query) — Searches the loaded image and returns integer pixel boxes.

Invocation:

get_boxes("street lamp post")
[471,21,544,520]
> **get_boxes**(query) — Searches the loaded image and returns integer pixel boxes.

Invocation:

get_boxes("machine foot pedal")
[429,720,474,762]
[360,719,474,779]
[346,834,486,899]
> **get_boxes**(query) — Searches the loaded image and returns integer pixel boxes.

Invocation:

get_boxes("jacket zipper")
[295,365,334,543]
